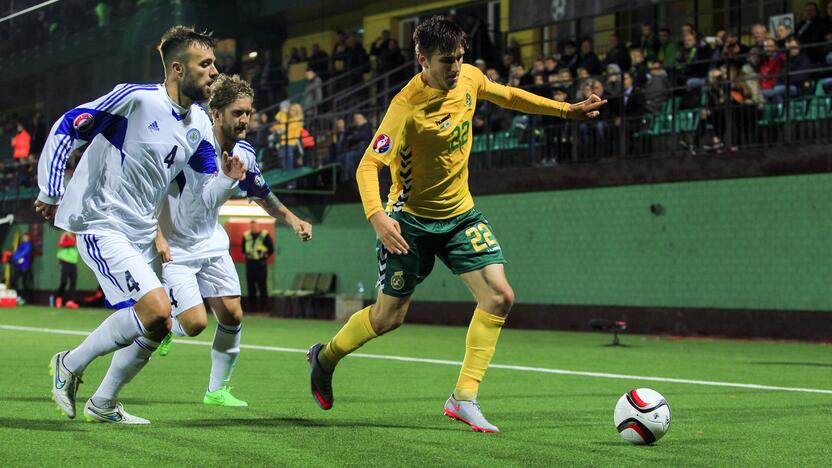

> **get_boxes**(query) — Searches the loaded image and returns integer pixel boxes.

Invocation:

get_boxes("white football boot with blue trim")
[49,351,82,419]
[83,399,150,424]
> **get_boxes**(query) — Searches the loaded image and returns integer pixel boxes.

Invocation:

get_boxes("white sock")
[91,335,159,408]
[63,307,146,375]
[171,317,187,337]
[208,322,242,392]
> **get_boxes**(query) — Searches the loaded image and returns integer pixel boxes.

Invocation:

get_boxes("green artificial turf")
[1,306,830,466]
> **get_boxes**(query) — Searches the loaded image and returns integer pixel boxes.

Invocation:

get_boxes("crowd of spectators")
[0,0,143,56]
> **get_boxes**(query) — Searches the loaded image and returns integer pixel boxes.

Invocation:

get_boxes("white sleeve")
[37,83,154,203]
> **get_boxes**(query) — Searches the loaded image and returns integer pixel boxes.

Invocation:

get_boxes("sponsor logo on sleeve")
[373,133,392,154]
[73,113,95,132]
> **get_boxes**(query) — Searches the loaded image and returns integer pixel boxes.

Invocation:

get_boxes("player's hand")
[291,218,313,242]
[221,151,247,181]
[34,200,58,223]
[566,94,608,121]
[369,212,409,255]
[155,232,172,263]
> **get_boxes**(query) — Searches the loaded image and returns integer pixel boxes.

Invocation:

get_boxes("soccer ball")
[613,388,672,445]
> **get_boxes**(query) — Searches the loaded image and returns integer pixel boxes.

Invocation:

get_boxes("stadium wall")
[272,173,832,311]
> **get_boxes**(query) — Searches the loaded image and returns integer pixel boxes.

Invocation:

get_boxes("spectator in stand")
[309,44,329,80]
[751,24,769,49]
[339,112,373,182]
[510,64,533,88]
[328,117,347,166]
[370,29,393,74]
[474,58,487,74]
[634,22,660,61]
[767,35,814,101]
[11,232,33,305]
[498,53,516,79]
[824,2,832,37]
[796,2,825,63]
[560,40,578,71]
[644,59,671,113]
[775,23,792,48]
[288,47,302,65]
[555,68,575,98]
[741,47,765,106]
[630,48,649,88]
[760,38,785,100]
[540,86,571,166]
[678,32,711,90]
[465,13,495,66]
[302,67,323,117]
[31,112,46,154]
[485,67,502,84]
[574,38,603,76]
[298,46,309,63]
[55,230,79,309]
[331,30,349,78]
[11,121,31,160]
[271,103,305,175]
[251,113,270,162]
[529,58,546,79]
[604,63,623,96]
[708,30,727,66]
[543,56,559,80]
[603,32,631,71]
[345,34,370,87]
[382,39,407,81]
[617,71,647,155]
[658,27,679,67]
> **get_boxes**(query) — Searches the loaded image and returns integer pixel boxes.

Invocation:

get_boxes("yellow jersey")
[358,64,570,220]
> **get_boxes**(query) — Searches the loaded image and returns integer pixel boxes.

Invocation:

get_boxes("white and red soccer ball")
[613,388,672,445]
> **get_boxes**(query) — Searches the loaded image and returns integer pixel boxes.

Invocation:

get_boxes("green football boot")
[203,386,248,407]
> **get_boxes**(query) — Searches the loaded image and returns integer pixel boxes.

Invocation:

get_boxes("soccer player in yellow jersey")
[308,16,606,432]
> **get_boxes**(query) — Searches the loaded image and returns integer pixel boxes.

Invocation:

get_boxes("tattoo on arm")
[255,193,286,217]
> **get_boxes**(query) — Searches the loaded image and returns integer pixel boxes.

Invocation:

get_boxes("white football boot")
[443,394,500,433]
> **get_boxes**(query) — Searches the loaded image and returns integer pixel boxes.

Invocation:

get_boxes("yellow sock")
[319,306,377,371]
[454,308,506,401]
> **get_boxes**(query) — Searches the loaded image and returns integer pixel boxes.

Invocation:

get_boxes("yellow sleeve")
[356,97,411,219]
[474,66,571,118]
[356,156,386,220]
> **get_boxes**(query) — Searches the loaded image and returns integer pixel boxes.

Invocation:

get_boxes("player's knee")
[135,290,172,330]
[181,316,208,337]
[490,287,514,316]
[225,306,244,326]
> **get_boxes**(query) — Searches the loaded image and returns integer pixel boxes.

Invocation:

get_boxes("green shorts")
[376,208,506,297]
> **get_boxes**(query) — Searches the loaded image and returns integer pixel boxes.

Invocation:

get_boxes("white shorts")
[77,233,162,309]
[162,254,241,317]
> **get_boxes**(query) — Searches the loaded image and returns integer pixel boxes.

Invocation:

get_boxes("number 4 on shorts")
[125,271,141,292]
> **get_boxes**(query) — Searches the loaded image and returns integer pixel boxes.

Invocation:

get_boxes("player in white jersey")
[36,26,246,424]
[154,74,312,406]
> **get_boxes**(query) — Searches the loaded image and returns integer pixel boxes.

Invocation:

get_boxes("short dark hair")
[413,16,469,58]
[209,74,254,111]
[159,25,217,68]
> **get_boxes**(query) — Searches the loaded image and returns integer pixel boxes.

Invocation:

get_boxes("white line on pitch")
[2,324,831,395]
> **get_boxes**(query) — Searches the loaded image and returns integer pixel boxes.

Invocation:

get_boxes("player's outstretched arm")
[199,150,246,209]
[253,194,312,242]
[477,65,606,120]
[565,94,607,120]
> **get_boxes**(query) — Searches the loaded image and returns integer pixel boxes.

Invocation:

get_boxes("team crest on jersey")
[390,271,405,290]
[186,128,201,146]
[465,91,472,109]
[373,134,391,154]
[73,113,94,133]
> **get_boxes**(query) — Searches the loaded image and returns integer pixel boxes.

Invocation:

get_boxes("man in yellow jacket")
[242,220,274,309]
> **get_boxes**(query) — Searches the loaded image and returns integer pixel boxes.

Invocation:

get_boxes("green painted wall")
[273,173,832,311]
[10,172,831,311]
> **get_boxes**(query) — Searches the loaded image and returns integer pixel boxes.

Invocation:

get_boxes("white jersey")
[37,83,216,245]
[158,139,271,261]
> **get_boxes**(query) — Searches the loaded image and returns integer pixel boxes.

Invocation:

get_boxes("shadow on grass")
[172,416,451,431]
[748,361,832,368]
[0,418,86,432]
